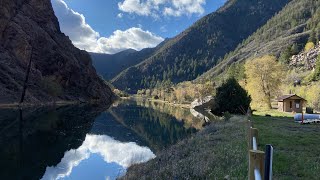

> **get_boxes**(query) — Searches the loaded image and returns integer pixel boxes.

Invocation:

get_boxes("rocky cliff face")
[0,0,113,104]
[290,42,320,70]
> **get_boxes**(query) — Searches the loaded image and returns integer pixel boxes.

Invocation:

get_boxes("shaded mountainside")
[0,0,114,104]
[198,0,320,82]
[112,0,292,93]
[91,49,150,80]
[90,39,169,80]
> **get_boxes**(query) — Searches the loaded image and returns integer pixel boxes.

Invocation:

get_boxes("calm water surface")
[0,100,205,180]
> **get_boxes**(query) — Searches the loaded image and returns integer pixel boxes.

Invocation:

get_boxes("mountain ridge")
[91,38,170,80]
[197,0,320,82]
[111,0,292,93]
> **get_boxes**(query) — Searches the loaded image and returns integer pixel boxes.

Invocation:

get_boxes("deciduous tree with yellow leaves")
[245,55,284,109]
[305,42,315,52]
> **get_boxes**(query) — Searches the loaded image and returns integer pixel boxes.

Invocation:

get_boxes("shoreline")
[122,96,191,109]
[0,101,82,109]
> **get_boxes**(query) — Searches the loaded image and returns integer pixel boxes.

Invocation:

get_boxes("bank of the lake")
[121,115,249,179]
[123,96,191,109]
[122,108,320,179]
[0,101,81,109]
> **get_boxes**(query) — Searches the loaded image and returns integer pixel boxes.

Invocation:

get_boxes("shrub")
[211,78,251,115]
[304,42,315,52]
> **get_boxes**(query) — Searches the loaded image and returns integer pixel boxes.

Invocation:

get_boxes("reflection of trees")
[0,105,106,180]
[134,99,204,129]
[90,112,149,147]
[109,102,197,152]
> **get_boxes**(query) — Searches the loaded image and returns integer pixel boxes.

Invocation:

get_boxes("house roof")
[276,94,306,101]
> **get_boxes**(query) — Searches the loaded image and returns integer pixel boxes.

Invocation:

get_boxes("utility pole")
[19,47,33,104]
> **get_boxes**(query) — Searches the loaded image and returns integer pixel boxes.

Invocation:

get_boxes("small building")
[277,94,307,113]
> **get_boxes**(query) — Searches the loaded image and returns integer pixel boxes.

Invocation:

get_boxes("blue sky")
[52,0,225,54]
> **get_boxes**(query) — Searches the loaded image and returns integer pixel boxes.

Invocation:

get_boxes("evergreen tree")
[211,78,251,115]
[308,29,317,44]
[279,47,293,64]
[312,55,320,81]
[291,43,299,55]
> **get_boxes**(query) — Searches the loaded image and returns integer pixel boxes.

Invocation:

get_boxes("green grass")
[253,109,294,118]
[122,109,320,179]
[252,114,320,179]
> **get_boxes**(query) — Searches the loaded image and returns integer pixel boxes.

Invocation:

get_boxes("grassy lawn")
[253,109,294,118]
[123,108,320,179]
[252,110,320,179]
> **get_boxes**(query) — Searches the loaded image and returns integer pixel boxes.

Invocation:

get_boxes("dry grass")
[121,116,248,180]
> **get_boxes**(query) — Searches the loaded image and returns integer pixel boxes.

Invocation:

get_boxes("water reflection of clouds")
[41,134,155,180]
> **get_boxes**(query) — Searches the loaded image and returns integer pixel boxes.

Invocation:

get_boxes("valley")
[0,0,320,179]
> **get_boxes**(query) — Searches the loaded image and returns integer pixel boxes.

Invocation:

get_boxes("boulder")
[289,42,320,70]
[191,96,214,109]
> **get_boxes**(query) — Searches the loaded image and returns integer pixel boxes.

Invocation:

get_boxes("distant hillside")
[91,39,169,80]
[90,49,153,80]
[112,0,292,93]
[198,0,320,82]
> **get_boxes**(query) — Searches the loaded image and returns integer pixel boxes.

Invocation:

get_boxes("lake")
[0,99,206,180]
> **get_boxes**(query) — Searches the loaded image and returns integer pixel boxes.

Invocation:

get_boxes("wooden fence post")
[264,145,273,180]
[249,150,265,180]
[250,128,258,150]
[247,120,252,147]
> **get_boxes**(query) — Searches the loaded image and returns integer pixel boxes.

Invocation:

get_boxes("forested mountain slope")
[112,0,292,93]
[91,49,152,80]
[91,39,169,80]
[198,0,320,82]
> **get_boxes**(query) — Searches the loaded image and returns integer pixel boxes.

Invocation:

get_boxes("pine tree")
[211,78,251,115]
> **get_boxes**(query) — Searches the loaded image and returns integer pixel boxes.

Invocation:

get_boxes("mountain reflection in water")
[0,100,204,180]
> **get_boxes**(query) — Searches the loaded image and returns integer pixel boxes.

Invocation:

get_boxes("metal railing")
[247,120,273,180]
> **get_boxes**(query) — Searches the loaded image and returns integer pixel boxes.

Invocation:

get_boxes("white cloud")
[51,0,100,52]
[51,0,164,54]
[41,134,155,180]
[97,27,163,54]
[118,0,206,17]
[118,0,153,16]
[117,13,124,18]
